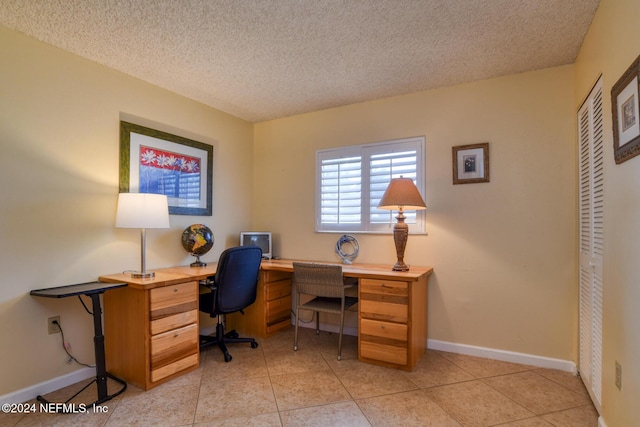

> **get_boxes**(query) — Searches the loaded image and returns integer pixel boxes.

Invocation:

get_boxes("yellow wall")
[254,65,577,360]
[3,2,639,422]
[0,26,254,395]
[574,0,640,424]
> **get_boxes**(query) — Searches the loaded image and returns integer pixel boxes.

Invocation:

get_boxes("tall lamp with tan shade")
[115,193,170,278]
[377,176,427,271]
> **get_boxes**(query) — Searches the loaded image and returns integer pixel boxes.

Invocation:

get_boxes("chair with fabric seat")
[293,262,358,360]
[199,245,262,362]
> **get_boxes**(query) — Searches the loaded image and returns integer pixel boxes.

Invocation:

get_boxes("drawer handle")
[380,325,385,330]
[174,333,179,338]
[380,283,386,287]
[174,288,178,293]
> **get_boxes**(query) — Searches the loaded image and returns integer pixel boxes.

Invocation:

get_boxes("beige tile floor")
[1,327,598,427]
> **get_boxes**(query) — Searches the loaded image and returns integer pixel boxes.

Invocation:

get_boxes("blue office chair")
[199,246,262,362]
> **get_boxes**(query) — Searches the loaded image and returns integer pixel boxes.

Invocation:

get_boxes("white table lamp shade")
[116,193,170,229]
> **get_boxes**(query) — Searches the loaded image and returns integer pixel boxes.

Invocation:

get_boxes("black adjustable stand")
[30,281,128,409]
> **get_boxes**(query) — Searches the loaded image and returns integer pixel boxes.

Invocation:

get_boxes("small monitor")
[239,232,272,259]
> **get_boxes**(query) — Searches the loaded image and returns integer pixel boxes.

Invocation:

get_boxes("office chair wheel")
[251,341,258,349]
[223,352,232,362]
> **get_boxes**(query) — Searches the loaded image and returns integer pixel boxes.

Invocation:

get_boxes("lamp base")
[392,261,410,272]
[391,211,411,271]
[130,271,155,279]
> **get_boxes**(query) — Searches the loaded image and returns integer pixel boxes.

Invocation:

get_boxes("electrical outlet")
[48,316,60,334]
[615,361,622,390]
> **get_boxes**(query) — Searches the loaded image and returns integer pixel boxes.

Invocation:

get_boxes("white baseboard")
[0,367,95,405]
[200,324,216,337]
[292,322,575,373]
[428,339,576,373]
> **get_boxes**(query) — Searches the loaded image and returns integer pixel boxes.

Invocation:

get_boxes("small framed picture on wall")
[612,54,640,164]
[452,142,490,184]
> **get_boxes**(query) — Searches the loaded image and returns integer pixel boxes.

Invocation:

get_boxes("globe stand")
[190,255,206,267]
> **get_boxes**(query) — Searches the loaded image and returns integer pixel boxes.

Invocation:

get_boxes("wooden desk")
[233,259,433,371]
[99,266,218,390]
[100,260,433,389]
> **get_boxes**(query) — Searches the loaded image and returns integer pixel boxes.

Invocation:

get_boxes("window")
[316,136,426,233]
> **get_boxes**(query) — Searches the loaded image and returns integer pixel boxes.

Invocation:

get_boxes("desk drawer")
[360,300,408,323]
[150,281,198,319]
[360,278,408,298]
[150,323,198,370]
[360,318,408,365]
[360,279,408,323]
[151,353,198,383]
[263,270,291,283]
[266,295,291,326]
[150,309,197,335]
[360,318,407,341]
[266,278,291,301]
[360,340,408,365]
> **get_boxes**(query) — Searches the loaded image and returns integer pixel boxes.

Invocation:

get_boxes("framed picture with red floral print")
[119,121,213,215]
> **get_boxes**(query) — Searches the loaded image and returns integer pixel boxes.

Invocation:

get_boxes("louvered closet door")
[577,77,603,411]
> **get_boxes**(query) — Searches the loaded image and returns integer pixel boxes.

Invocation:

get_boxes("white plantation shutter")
[578,76,603,411]
[319,155,362,225]
[317,137,425,233]
[369,150,419,225]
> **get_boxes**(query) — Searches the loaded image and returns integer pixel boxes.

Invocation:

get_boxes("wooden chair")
[292,262,358,360]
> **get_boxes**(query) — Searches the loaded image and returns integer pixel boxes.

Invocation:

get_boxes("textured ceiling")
[0,0,599,122]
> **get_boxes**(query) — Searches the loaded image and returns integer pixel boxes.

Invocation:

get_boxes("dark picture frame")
[452,143,490,185]
[612,55,640,164]
[120,121,213,215]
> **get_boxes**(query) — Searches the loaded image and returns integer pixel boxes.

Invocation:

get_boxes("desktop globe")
[181,224,214,267]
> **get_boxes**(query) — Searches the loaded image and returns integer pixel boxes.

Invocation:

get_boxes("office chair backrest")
[293,262,344,298]
[214,246,262,314]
